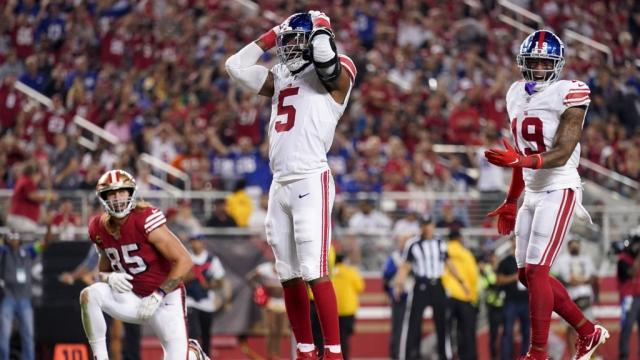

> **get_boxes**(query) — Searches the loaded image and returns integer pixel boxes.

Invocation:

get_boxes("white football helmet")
[96,169,138,218]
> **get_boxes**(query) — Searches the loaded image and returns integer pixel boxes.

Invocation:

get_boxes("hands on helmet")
[308,10,331,30]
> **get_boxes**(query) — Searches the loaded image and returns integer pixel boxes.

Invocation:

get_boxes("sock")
[80,288,109,360]
[283,279,314,345]
[519,267,595,337]
[549,276,595,337]
[310,281,341,348]
[525,264,553,352]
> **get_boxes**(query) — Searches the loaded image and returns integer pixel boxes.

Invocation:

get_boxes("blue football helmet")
[276,13,313,72]
[517,30,565,87]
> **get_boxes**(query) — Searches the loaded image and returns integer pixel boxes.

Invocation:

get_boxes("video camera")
[611,227,640,257]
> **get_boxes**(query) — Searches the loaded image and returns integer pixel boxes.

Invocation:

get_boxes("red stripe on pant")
[320,171,329,277]
[540,189,575,266]
[548,197,576,265]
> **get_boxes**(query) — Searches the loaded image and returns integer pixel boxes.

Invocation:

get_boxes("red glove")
[485,139,543,169]
[488,200,517,235]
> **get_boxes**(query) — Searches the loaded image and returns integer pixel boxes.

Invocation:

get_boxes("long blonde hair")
[101,199,152,235]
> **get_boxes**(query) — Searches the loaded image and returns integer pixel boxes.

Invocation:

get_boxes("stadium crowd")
[0,0,638,202]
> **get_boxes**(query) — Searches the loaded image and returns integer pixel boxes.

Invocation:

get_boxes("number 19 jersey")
[268,56,355,182]
[506,80,590,192]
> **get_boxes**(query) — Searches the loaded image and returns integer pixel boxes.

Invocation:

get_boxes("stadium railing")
[1,189,638,273]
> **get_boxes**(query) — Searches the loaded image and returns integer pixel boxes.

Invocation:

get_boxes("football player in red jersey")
[79,170,209,360]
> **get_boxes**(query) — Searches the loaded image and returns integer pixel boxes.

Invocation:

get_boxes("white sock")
[297,343,316,352]
[88,338,109,360]
[81,288,109,359]
[325,345,342,353]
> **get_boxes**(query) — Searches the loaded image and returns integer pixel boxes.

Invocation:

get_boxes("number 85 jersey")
[506,79,591,192]
[88,207,171,297]
[268,56,356,182]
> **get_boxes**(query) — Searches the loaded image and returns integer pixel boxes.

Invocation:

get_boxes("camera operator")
[617,231,640,360]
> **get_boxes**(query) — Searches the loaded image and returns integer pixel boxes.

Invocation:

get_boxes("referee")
[393,215,465,360]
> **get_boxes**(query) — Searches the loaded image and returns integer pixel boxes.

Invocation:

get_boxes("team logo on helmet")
[276,13,313,73]
[96,170,138,218]
[517,30,565,90]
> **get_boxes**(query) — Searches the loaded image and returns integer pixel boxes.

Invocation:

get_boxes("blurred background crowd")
[0,0,639,358]
[0,0,638,198]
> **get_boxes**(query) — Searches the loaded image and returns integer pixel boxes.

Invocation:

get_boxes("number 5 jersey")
[267,55,356,182]
[506,79,591,192]
[88,206,171,297]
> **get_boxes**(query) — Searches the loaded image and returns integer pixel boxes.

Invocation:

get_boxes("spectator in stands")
[225,179,252,227]
[50,133,79,190]
[0,217,54,360]
[17,55,46,93]
[442,229,479,360]
[206,198,237,228]
[497,237,530,360]
[172,200,203,240]
[332,253,364,360]
[348,199,392,234]
[435,201,466,230]
[7,161,57,233]
[0,72,22,135]
[51,198,80,241]
[0,50,23,81]
[185,234,231,358]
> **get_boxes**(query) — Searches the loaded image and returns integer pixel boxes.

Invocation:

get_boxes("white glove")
[137,290,164,320]
[106,272,133,293]
[308,10,331,30]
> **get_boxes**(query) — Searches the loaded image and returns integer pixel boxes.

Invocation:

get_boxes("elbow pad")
[308,28,341,82]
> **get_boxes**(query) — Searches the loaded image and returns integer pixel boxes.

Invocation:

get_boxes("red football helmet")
[96,169,138,218]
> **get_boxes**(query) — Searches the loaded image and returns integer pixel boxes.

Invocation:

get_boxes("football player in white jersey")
[484,30,608,360]
[225,11,355,360]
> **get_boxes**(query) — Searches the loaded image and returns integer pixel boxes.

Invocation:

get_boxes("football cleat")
[296,349,319,360]
[573,325,609,360]
[188,339,210,360]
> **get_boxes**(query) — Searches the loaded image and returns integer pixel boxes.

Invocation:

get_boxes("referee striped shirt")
[402,236,448,279]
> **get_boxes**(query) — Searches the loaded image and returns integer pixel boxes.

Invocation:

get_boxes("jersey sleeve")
[87,215,102,245]
[338,55,357,81]
[560,80,591,111]
[138,207,167,236]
